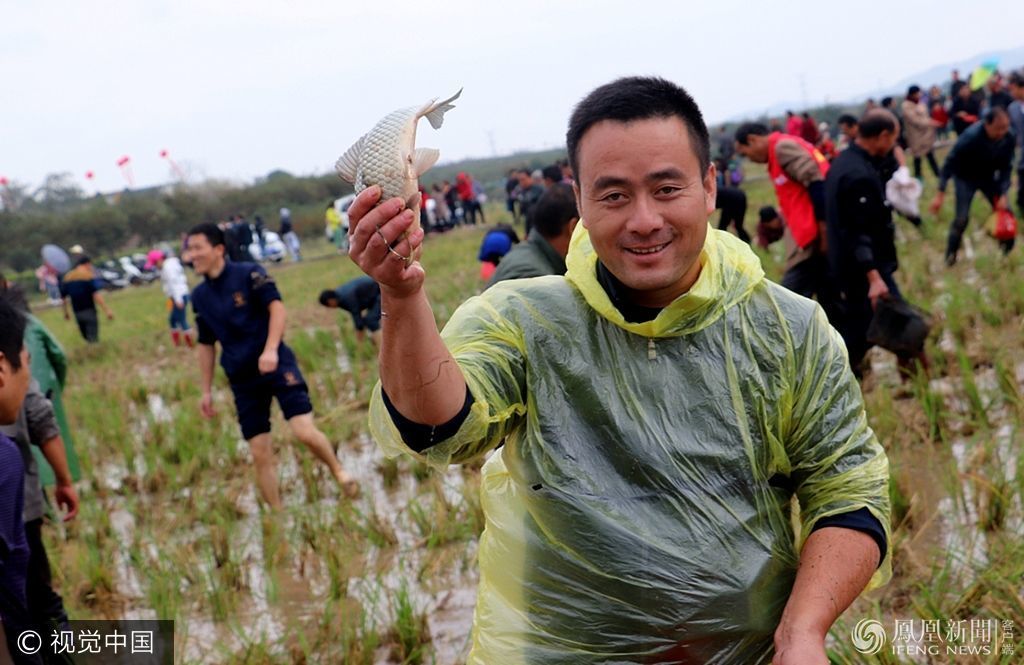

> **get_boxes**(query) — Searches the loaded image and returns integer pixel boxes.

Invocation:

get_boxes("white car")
[249,230,286,263]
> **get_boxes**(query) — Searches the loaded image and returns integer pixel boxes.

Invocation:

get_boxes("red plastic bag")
[989,209,1017,241]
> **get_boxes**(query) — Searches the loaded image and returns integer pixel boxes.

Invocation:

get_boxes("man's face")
[958,84,971,99]
[517,172,532,188]
[573,117,714,308]
[187,234,224,276]
[735,134,768,163]
[985,114,1011,141]
[0,348,30,425]
[839,123,857,141]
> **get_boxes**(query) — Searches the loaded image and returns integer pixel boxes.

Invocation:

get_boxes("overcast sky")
[3,0,1021,194]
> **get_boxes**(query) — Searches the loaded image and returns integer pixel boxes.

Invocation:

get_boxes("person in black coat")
[929,107,1015,265]
[824,109,903,372]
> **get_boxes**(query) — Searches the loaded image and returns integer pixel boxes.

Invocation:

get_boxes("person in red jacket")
[735,123,836,319]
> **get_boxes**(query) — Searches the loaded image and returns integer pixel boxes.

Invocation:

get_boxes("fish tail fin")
[422,88,463,130]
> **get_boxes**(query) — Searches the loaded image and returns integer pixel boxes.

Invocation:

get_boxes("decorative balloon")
[159,149,186,181]
[85,171,94,180]
[116,155,135,188]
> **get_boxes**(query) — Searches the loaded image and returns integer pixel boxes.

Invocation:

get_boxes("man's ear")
[704,164,718,216]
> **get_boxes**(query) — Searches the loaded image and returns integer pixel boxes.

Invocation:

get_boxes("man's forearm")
[198,343,216,392]
[94,293,112,315]
[39,436,73,486]
[379,289,467,426]
[264,301,285,353]
[775,527,879,647]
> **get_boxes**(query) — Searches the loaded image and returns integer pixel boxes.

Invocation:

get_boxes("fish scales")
[336,89,462,240]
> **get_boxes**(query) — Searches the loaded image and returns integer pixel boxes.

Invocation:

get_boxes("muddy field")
[33,167,1024,664]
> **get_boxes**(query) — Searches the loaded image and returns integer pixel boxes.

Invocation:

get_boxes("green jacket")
[25,315,81,484]
[370,225,891,664]
[486,230,566,287]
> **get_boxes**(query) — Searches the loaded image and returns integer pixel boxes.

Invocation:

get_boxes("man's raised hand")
[347,185,426,299]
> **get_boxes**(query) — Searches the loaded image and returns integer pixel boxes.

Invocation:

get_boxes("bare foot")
[335,470,361,499]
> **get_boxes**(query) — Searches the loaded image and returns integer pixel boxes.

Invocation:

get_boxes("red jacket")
[767,132,829,249]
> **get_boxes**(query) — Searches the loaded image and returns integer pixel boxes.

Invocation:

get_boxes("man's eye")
[602,192,625,202]
[657,186,681,196]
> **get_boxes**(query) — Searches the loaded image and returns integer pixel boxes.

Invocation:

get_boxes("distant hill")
[729,44,1024,121]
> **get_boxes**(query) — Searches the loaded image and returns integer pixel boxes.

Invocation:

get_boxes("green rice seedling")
[386,579,431,665]
[956,347,990,429]
[378,456,401,490]
[911,367,945,442]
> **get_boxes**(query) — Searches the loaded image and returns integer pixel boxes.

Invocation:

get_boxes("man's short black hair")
[318,289,339,307]
[880,96,894,108]
[984,105,1010,124]
[531,183,578,239]
[758,205,779,223]
[907,84,921,96]
[837,114,858,127]
[0,292,27,371]
[542,164,562,183]
[75,255,92,267]
[858,110,898,138]
[566,76,710,179]
[188,222,226,248]
[734,122,770,146]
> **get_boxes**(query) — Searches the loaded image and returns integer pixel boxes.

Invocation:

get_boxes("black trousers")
[912,152,940,179]
[781,252,840,326]
[25,518,69,627]
[73,309,99,343]
[715,187,751,243]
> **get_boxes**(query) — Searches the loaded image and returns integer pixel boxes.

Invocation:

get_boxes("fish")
[335,89,462,242]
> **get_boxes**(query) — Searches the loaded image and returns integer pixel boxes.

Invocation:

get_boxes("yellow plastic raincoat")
[369,225,891,664]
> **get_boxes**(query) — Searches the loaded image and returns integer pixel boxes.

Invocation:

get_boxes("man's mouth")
[624,242,670,255]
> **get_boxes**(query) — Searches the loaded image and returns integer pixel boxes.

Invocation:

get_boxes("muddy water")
[100,330,479,664]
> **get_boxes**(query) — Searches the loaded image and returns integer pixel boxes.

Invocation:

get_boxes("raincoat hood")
[565,221,765,338]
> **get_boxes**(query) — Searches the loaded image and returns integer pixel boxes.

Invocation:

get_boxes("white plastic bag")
[885,166,923,217]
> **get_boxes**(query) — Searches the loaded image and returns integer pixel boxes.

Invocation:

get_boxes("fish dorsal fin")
[335,134,365,183]
[422,88,463,130]
[412,148,440,177]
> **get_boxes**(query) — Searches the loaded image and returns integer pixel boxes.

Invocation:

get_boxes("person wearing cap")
[147,250,193,347]
[901,85,942,179]
[59,256,113,343]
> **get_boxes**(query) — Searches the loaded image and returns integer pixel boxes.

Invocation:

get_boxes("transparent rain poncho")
[369,225,891,664]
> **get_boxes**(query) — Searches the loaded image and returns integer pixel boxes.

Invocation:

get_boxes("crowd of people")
[3,63,1024,663]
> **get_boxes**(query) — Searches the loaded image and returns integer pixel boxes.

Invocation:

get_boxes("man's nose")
[626,195,665,235]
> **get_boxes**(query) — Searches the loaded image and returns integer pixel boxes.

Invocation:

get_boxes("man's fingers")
[362,209,417,259]
[350,197,407,256]
[347,185,383,226]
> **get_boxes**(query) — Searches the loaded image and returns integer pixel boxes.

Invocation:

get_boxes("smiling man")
[349,77,890,664]
[186,223,358,509]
